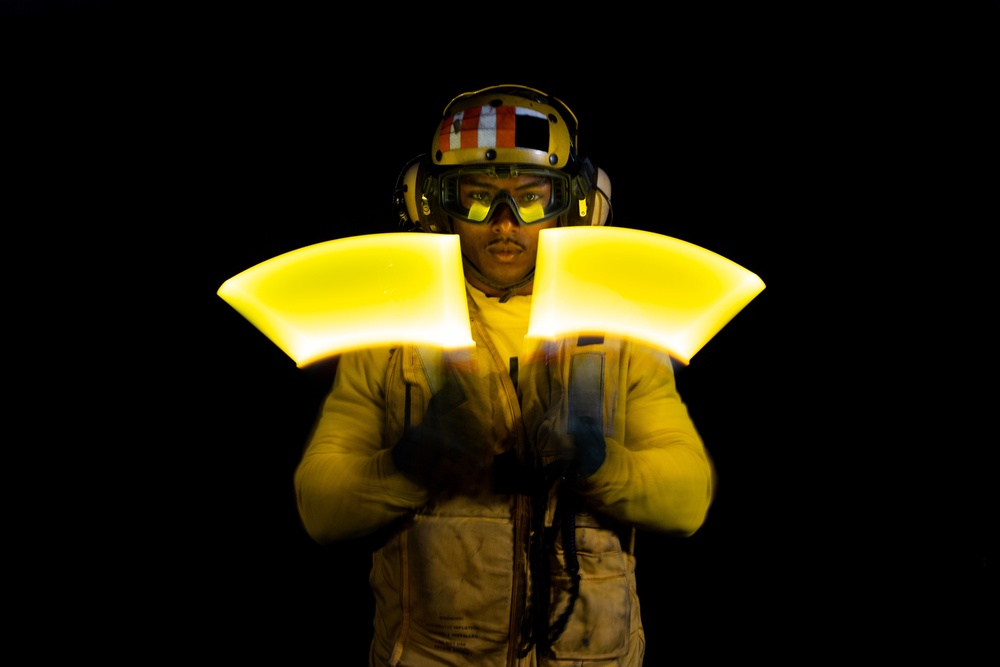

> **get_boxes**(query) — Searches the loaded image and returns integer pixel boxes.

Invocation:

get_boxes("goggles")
[439,166,573,225]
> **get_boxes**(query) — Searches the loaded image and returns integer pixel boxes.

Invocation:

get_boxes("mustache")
[487,238,526,250]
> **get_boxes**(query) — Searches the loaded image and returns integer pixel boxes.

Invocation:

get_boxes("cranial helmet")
[394,85,612,233]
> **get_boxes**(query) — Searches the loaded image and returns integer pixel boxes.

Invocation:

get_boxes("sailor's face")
[453,175,558,297]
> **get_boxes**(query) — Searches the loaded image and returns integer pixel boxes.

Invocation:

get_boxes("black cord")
[543,486,581,652]
[519,485,550,657]
[520,468,585,658]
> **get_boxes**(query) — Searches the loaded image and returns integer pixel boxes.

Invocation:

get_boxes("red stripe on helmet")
[438,104,529,154]
[495,105,516,148]
[460,106,482,149]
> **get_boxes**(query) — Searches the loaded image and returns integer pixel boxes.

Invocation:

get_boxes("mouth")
[487,241,525,261]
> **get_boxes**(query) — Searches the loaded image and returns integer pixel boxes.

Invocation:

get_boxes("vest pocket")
[373,515,517,666]
[547,525,632,660]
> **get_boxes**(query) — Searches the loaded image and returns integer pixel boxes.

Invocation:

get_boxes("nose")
[489,203,520,231]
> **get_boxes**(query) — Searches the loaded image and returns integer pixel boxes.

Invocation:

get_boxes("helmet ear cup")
[395,157,450,233]
[566,166,612,226]
[591,167,612,226]
[393,156,422,231]
[401,160,423,228]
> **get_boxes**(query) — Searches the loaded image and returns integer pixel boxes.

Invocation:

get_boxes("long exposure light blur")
[527,227,765,364]
[218,228,764,367]
[217,233,474,366]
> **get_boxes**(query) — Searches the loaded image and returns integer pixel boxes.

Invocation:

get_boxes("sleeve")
[577,344,717,537]
[293,347,428,543]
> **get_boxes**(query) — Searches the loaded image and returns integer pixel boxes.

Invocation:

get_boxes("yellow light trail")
[218,228,764,367]
[527,227,765,364]
[217,233,474,367]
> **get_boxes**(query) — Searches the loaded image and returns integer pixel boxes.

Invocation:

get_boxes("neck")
[463,257,534,303]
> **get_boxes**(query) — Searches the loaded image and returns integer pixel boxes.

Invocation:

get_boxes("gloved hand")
[532,352,608,483]
[536,414,607,482]
[390,369,498,498]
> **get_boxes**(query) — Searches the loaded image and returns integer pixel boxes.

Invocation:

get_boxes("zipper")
[466,308,532,666]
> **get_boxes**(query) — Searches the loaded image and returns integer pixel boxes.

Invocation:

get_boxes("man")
[294,85,715,666]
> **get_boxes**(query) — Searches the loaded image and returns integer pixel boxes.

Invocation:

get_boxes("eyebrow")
[462,176,550,191]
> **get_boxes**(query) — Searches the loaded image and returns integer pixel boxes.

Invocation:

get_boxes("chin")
[494,270,528,283]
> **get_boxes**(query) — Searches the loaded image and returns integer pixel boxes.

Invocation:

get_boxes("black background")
[6,2,992,664]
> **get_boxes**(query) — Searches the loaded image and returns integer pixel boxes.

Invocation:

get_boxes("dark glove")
[390,370,496,498]
[539,415,606,482]
[532,351,608,483]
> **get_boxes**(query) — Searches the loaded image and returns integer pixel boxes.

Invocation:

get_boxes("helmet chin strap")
[462,255,535,303]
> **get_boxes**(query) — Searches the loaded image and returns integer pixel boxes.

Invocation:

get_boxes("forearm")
[578,435,715,536]
[295,447,427,543]
[293,347,427,543]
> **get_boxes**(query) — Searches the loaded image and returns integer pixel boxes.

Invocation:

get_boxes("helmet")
[395,84,611,233]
